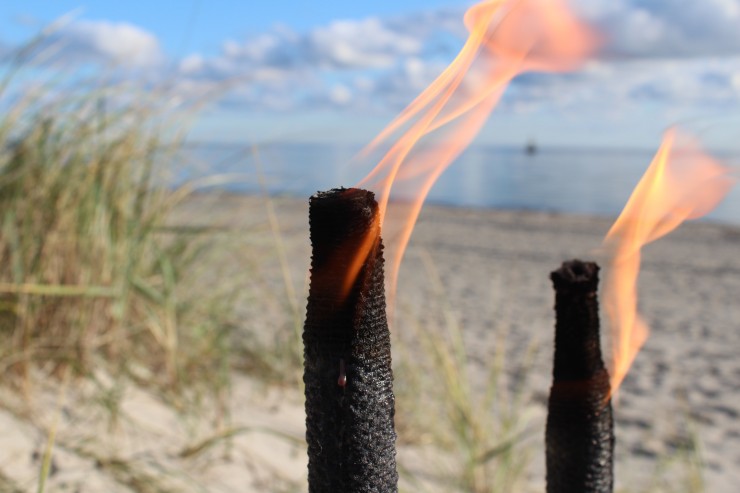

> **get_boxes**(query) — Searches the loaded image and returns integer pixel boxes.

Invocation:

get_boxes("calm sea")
[180,143,740,225]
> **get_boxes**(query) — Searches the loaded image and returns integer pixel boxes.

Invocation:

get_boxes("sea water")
[180,142,740,225]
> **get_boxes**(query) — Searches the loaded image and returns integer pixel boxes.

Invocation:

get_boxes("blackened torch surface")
[547,259,614,493]
[304,187,398,492]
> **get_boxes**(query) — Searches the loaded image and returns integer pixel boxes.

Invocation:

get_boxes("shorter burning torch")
[546,259,614,493]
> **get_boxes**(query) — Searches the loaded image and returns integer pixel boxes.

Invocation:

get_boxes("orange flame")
[356,0,599,300]
[603,128,735,395]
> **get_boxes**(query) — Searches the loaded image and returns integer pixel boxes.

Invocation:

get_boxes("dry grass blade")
[178,425,304,459]
[36,367,71,493]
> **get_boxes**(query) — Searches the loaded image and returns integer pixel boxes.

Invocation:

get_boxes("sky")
[2,0,740,150]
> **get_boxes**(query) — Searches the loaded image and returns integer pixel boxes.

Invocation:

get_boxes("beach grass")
[0,61,240,415]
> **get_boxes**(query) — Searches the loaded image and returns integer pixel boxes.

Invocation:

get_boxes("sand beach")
[1,193,739,492]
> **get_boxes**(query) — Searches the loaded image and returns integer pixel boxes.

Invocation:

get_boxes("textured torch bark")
[303,188,398,493]
[547,260,614,493]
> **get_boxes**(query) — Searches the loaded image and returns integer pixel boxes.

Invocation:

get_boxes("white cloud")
[501,56,740,120]
[43,20,164,68]
[179,54,204,74]
[202,16,429,74]
[328,84,352,105]
[574,0,740,58]
[307,18,423,69]
[171,10,461,111]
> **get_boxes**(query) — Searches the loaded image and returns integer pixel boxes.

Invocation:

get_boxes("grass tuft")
[0,64,235,409]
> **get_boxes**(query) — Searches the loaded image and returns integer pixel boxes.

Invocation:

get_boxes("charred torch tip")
[310,187,377,214]
[550,259,599,293]
[308,187,380,246]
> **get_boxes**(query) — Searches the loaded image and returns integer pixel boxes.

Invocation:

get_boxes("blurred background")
[1,1,740,492]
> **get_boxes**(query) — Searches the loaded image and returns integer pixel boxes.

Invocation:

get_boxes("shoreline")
[184,188,740,229]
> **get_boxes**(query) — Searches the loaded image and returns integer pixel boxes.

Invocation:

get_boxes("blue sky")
[2,0,740,149]
[0,1,467,57]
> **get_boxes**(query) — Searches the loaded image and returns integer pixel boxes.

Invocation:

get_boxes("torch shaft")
[547,260,614,493]
[303,188,398,492]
